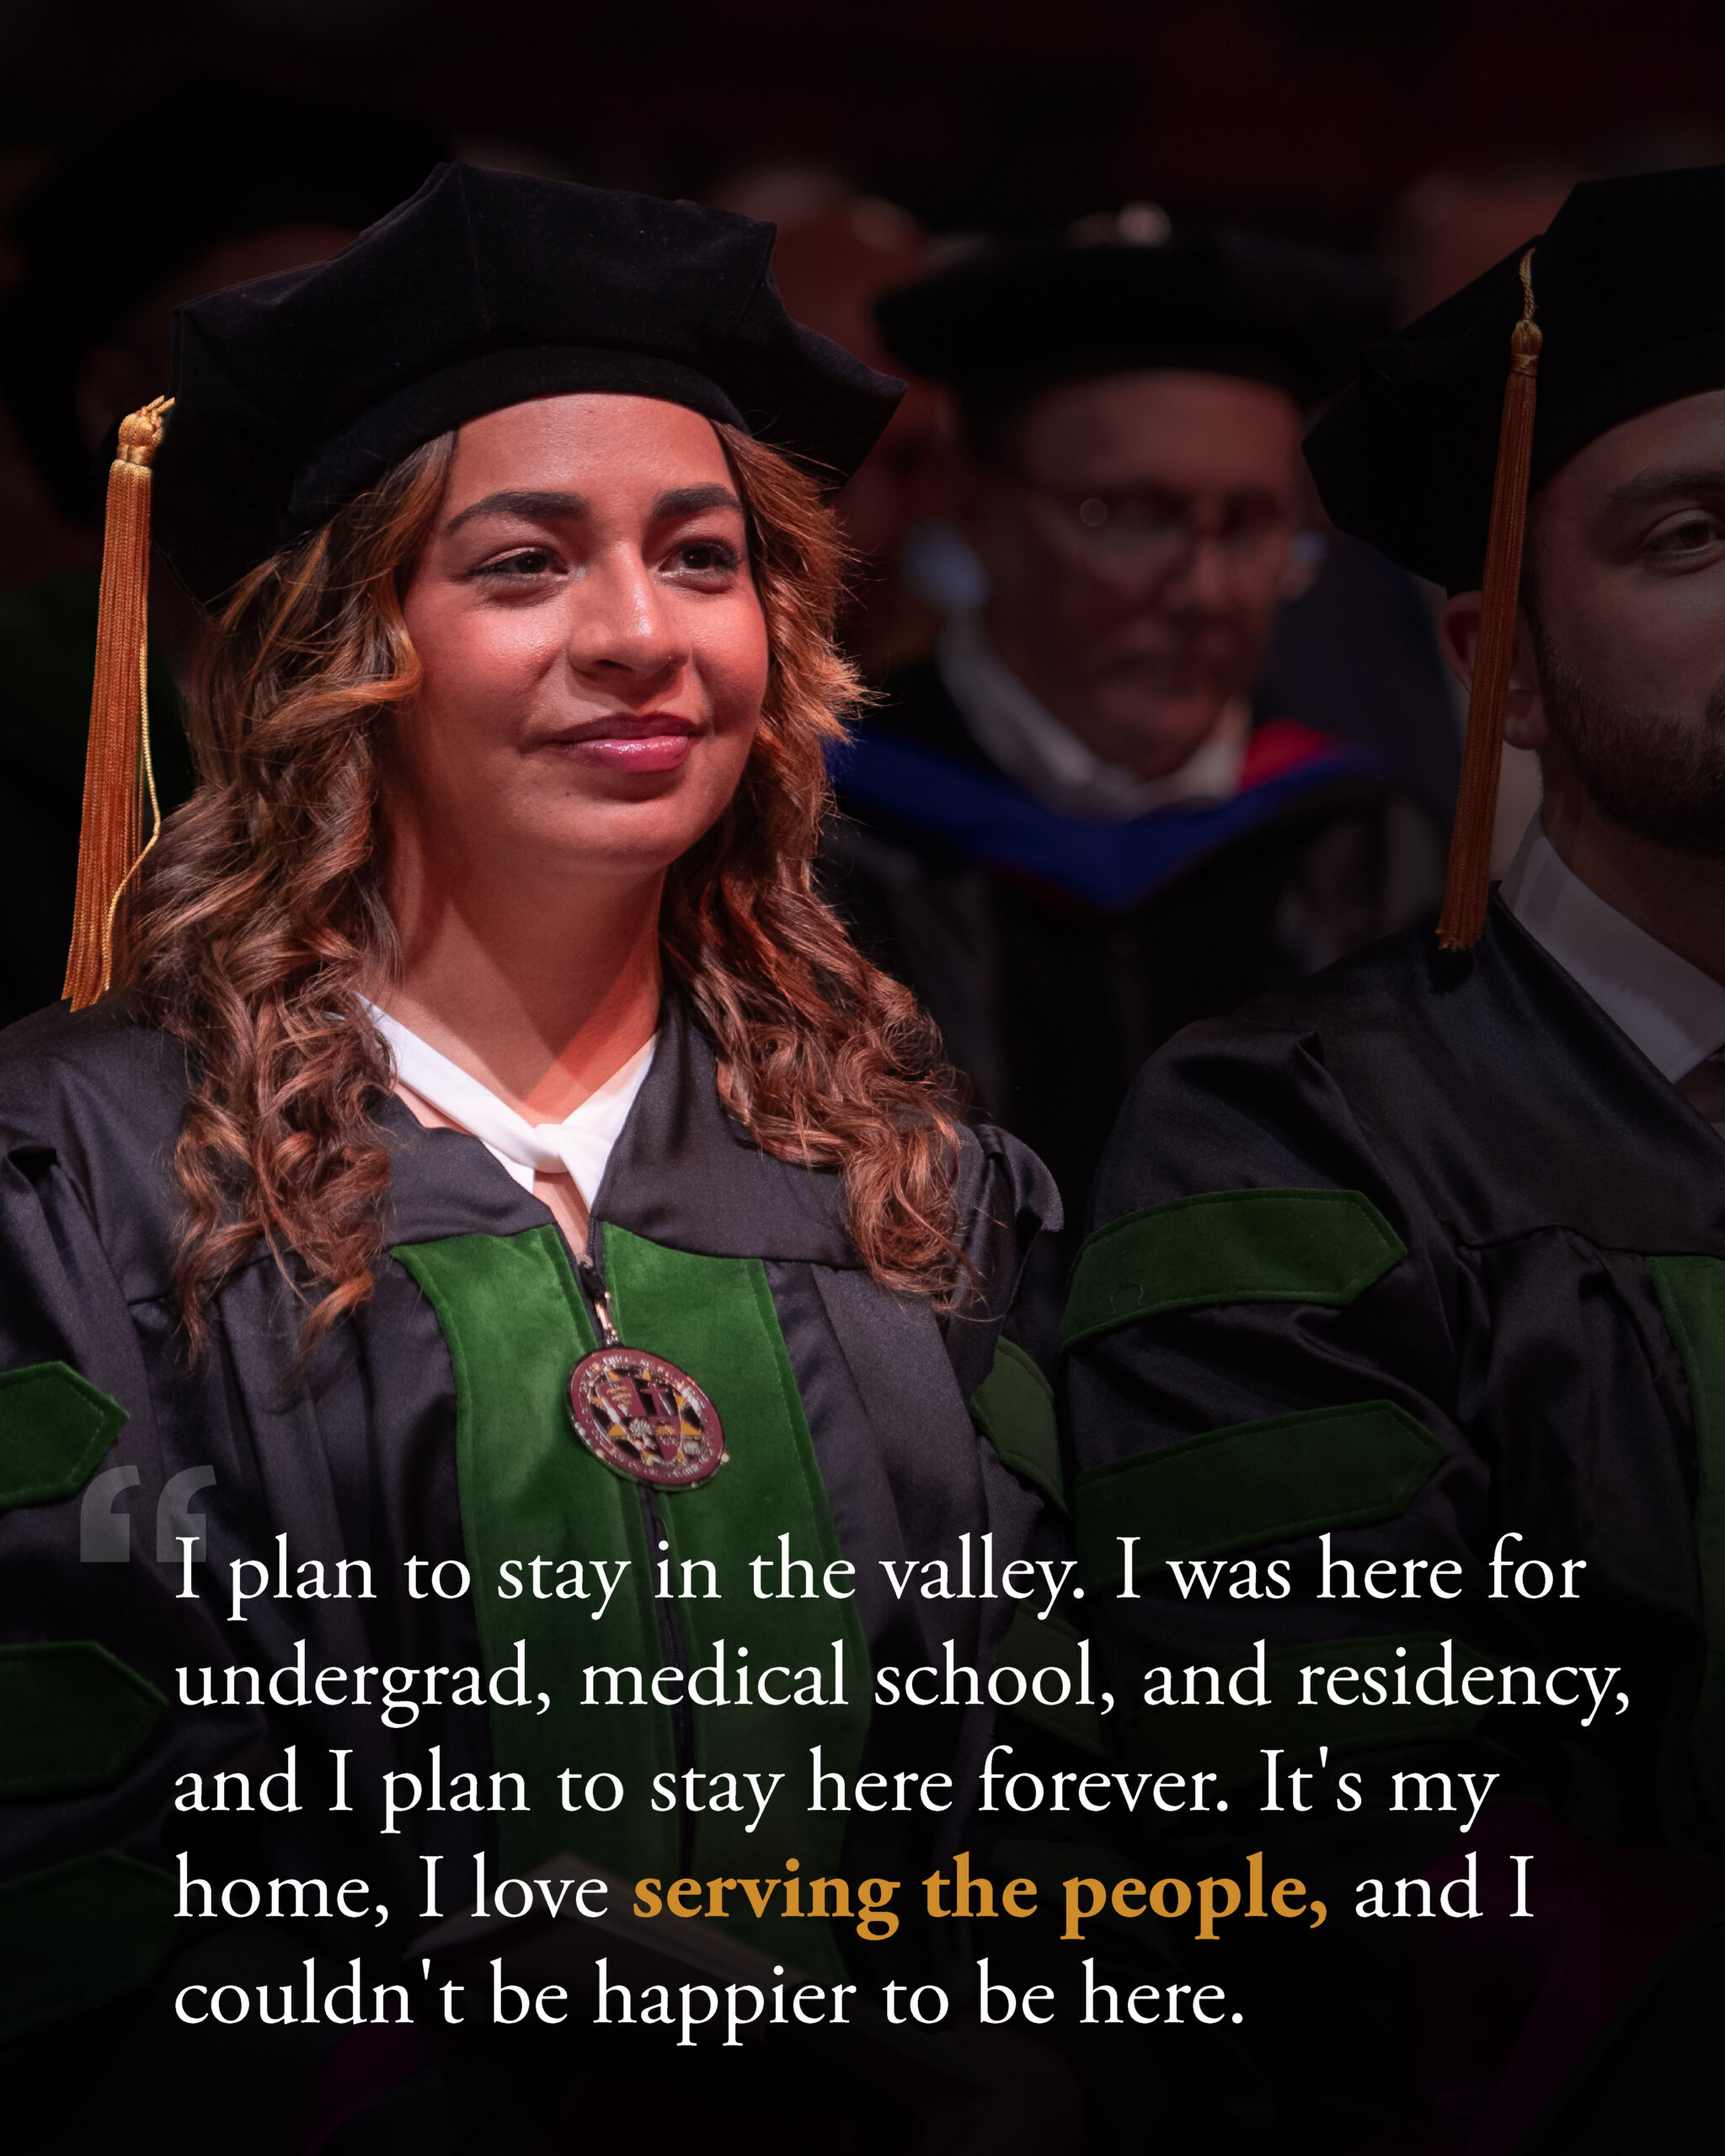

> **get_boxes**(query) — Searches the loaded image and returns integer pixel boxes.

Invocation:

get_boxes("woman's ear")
[1439,590,1549,752]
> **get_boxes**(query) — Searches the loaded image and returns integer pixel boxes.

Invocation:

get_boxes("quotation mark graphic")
[81,1465,216,1563]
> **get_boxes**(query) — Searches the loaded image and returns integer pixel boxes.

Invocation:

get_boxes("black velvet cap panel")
[873,221,1388,415]
[1306,166,1725,593]
[154,163,905,606]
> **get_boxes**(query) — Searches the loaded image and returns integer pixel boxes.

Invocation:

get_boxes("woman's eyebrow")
[443,483,741,535]
[653,483,744,520]
[444,488,590,534]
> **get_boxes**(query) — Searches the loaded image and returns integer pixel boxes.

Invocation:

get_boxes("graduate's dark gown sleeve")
[0,1030,316,2142]
[0,1105,228,1883]
[1065,920,1725,2150]
[0,1006,482,2151]
[1062,1022,1461,2148]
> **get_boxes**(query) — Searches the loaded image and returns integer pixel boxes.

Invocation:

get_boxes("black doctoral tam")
[157,163,905,605]
[1307,163,1725,591]
[876,211,1387,422]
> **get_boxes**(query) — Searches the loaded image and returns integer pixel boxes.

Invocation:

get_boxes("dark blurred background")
[6,0,1724,578]
[6,0,1722,239]
[7,0,1724,563]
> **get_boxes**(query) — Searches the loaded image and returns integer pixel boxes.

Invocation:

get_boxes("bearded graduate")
[0,168,1070,2153]
[1065,168,1725,2151]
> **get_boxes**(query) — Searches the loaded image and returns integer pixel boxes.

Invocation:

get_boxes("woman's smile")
[537,710,702,775]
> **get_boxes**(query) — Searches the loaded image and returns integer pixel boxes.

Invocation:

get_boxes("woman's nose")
[564,547,686,681]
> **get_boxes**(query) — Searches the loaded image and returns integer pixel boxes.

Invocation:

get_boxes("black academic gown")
[1063,897,1725,2151]
[824,660,1445,1358]
[0,993,1060,2153]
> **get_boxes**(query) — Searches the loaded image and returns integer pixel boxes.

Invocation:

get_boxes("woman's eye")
[470,547,558,579]
[670,540,742,577]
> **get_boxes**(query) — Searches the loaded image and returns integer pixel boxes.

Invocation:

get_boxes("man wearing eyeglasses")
[824,216,1445,1349]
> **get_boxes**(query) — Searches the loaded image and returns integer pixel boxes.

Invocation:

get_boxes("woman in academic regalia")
[0,167,1068,2154]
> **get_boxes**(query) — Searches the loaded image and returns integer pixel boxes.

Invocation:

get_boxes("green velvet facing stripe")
[1648,1255,1725,1838]
[398,1229,669,1885]
[397,1224,870,1977]
[1061,1187,1406,1353]
[970,1337,1064,1511]
[0,1851,176,2041]
[601,1224,872,1965]
[0,1362,127,1511]
[1075,1400,1444,1588]
[0,1641,165,1799]
[1119,1631,1496,1800]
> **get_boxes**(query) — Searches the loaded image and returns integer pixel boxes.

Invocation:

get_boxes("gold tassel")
[63,395,173,1010]
[1437,250,1541,951]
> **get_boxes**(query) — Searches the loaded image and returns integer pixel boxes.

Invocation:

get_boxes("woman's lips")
[542,715,699,776]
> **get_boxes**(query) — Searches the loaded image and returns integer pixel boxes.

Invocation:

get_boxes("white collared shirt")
[367,1002,656,1207]
[935,609,1250,825]
[1499,818,1725,1132]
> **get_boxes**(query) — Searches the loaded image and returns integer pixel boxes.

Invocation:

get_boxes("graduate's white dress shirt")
[935,609,1250,825]
[1499,817,1725,1134]
[368,1003,656,1209]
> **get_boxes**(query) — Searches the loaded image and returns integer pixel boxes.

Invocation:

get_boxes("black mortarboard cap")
[0,74,447,521]
[873,213,1389,416]
[153,163,904,607]
[1306,166,1725,595]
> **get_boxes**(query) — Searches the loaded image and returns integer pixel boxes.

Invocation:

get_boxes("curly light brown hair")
[120,420,969,1352]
